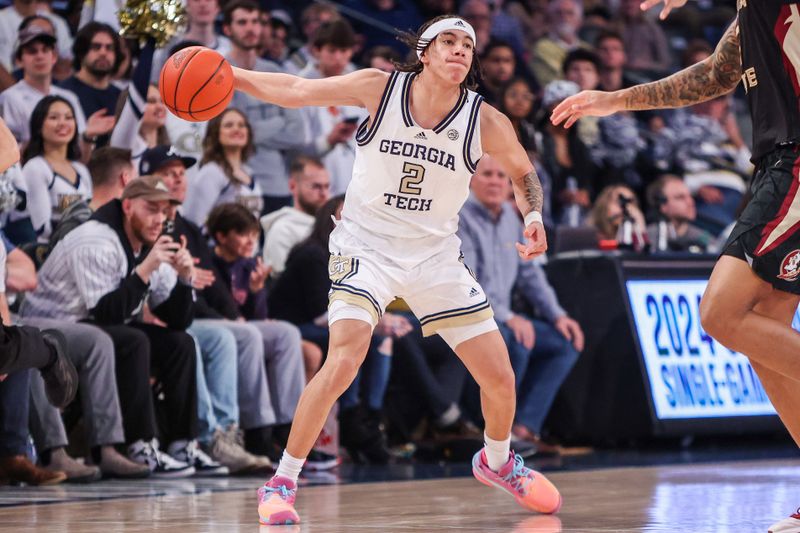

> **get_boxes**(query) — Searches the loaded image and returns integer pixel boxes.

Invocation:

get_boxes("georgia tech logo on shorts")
[778,249,800,281]
[328,255,354,282]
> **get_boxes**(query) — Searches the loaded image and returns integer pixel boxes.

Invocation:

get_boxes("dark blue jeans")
[298,323,391,411]
[498,317,580,434]
[0,370,31,457]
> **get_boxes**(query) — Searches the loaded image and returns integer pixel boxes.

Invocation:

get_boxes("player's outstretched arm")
[481,105,547,260]
[551,18,741,128]
[233,67,388,111]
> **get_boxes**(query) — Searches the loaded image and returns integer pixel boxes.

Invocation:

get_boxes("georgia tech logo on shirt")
[447,128,459,141]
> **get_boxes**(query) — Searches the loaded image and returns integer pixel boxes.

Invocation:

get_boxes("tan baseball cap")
[121,175,180,204]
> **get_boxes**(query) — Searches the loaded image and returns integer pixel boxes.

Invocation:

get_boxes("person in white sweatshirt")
[260,156,329,278]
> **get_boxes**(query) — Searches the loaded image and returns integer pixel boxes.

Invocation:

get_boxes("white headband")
[416,18,477,59]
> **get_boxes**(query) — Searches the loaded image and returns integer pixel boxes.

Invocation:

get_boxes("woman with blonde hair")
[182,108,263,226]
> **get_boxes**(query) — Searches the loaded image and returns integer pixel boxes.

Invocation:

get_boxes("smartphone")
[161,219,177,241]
[343,116,359,125]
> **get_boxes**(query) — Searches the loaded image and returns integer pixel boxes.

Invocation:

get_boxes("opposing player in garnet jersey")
[552,2,800,531]
[232,15,561,525]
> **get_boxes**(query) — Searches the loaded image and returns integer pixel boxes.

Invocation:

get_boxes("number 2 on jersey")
[399,162,425,195]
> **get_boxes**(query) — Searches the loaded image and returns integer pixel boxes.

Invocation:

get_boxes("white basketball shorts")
[327,224,494,336]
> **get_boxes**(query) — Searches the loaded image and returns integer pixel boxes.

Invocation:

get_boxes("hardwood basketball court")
[0,457,796,532]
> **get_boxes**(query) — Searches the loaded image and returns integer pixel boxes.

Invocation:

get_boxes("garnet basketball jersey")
[339,71,484,268]
[738,0,800,160]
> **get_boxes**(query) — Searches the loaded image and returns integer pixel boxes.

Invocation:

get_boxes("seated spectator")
[363,45,400,73]
[661,43,750,235]
[537,80,599,226]
[148,144,303,470]
[0,223,61,484]
[595,30,642,92]
[21,176,202,477]
[486,0,527,59]
[13,234,150,480]
[0,0,73,80]
[206,203,309,462]
[459,0,492,55]
[612,0,671,74]
[0,163,36,245]
[479,40,522,107]
[587,184,647,244]
[261,156,330,278]
[267,196,403,464]
[182,108,262,226]
[562,48,601,149]
[497,77,555,228]
[21,95,91,242]
[297,19,364,193]
[0,371,67,485]
[459,155,583,453]
[261,10,292,64]
[47,146,133,254]
[529,0,590,86]
[224,0,306,214]
[646,175,714,253]
[0,25,92,146]
[283,3,341,75]
[59,22,122,148]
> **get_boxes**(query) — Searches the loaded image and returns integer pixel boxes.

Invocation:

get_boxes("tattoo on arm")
[624,19,741,110]
[522,168,543,215]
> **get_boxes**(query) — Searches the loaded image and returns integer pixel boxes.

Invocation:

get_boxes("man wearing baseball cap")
[143,143,283,474]
[22,175,205,477]
[1,22,91,145]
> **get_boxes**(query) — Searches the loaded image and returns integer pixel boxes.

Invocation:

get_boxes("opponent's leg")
[701,256,800,532]
[700,255,800,382]
[258,318,372,526]
[446,327,561,515]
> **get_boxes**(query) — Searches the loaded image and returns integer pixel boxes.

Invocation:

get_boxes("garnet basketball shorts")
[722,144,800,294]
[327,224,494,336]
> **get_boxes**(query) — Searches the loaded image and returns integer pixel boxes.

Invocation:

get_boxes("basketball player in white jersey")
[232,15,562,525]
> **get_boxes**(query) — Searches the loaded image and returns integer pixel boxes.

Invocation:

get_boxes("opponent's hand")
[171,235,195,283]
[249,257,270,292]
[639,0,688,20]
[516,221,547,260]
[550,90,622,129]
[136,235,180,283]
[506,314,535,350]
[554,315,585,352]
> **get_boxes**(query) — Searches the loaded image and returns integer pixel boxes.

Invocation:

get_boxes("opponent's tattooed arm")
[624,18,741,110]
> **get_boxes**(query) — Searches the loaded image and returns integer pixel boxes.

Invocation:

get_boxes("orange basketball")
[159,46,234,122]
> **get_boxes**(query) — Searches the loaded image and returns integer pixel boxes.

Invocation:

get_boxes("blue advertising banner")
[626,279,776,420]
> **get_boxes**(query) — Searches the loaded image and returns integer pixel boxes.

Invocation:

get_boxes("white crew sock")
[484,432,511,472]
[274,450,305,484]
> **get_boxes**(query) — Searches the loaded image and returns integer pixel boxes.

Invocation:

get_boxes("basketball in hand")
[159,46,234,122]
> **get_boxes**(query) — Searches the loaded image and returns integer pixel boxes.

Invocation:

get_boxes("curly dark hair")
[394,14,482,90]
[23,95,81,165]
[200,108,255,182]
[72,21,124,73]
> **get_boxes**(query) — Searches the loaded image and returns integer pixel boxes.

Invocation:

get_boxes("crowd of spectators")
[0,0,742,484]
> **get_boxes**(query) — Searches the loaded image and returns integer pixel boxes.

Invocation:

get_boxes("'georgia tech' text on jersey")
[338,71,484,269]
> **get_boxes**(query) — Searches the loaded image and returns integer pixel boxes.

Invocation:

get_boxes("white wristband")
[524,211,543,227]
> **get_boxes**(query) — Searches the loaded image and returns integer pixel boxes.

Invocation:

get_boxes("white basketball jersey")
[339,71,483,268]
